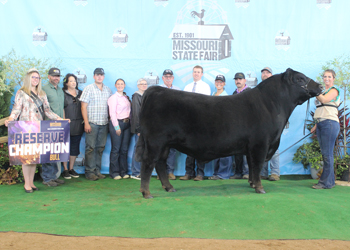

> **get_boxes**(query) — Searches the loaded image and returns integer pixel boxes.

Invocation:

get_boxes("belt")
[315,118,326,123]
[118,118,130,123]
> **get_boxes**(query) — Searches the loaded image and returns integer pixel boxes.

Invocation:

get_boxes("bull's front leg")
[140,161,155,199]
[155,160,176,193]
[246,154,266,194]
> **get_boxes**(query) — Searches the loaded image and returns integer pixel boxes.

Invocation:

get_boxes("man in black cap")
[80,68,112,181]
[160,69,181,180]
[231,72,250,179]
[259,67,280,181]
[41,67,66,187]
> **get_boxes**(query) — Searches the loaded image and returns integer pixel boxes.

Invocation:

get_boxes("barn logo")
[169,0,233,61]
[275,30,291,51]
[73,68,87,86]
[316,0,331,9]
[74,0,88,6]
[0,0,8,5]
[169,0,231,84]
[245,71,257,88]
[113,28,128,49]
[235,0,250,8]
[144,70,159,86]
[32,26,47,47]
[154,0,168,7]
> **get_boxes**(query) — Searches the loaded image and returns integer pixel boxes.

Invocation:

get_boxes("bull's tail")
[135,134,147,162]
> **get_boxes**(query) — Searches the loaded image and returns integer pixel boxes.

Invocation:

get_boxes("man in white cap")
[260,67,280,181]
[160,69,180,180]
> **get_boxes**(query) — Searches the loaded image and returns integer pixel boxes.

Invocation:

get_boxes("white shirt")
[184,79,211,95]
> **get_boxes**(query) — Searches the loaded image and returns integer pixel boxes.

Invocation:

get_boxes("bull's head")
[284,68,323,105]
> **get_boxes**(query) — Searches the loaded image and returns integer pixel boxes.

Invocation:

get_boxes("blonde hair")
[20,68,45,96]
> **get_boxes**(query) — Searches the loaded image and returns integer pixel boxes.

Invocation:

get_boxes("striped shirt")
[80,83,112,125]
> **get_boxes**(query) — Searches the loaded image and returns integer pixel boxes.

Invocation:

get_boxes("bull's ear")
[283,68,293,84]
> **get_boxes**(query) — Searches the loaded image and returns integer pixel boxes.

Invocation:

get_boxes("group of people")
[5,65,339,192]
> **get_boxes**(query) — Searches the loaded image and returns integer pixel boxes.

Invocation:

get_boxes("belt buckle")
[123,118,130,123]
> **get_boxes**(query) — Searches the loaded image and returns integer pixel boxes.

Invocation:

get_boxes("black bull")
[135,68,323,199]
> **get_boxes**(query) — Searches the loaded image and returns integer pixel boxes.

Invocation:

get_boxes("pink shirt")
[108,92,131,130]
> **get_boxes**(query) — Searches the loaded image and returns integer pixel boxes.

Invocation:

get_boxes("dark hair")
[115,78,125,84]
[63,73,79,90]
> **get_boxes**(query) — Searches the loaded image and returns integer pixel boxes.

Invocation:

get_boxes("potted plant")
[293,135,323,179]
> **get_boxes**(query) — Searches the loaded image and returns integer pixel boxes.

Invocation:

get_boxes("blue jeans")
[261,149,280,177]
[213,156,232,179]
[316,119,339,189]
[84,123,108,177]
[109,120,131,178]
[167,148,176,174]
[41,162,59,182]
[131,134,141,176]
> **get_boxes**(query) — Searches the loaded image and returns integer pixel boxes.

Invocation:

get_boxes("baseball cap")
[163,69,173,76]
[215,75,226,82]
[261,67,273,74]
[234,72,245,79]
[48,68,61,76]
[94,68,105,75]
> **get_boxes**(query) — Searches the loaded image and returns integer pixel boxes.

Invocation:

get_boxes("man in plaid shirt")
[80,68,112,181]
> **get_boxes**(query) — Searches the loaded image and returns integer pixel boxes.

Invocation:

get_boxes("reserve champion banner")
[1,0,350,175]
[8,121,70,165]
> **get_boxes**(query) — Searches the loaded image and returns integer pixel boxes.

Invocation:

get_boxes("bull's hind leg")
[140,161,155,199]
[155,149,176,193]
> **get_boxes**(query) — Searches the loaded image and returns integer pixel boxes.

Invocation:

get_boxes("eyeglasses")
[138,83,148,86]
[163,76,173,79]
[32,76,41,80]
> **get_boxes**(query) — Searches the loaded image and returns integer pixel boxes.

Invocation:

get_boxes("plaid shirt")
[80,83,112,125]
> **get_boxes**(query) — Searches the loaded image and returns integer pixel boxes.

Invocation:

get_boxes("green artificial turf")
[0,177,349,240]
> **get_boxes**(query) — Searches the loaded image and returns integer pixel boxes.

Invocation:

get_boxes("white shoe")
[123,175,130,179]
[131,175,141,180]
[113,175,122,180]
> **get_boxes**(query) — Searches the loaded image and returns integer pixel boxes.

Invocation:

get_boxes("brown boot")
[179,174,193,180]
[168,173,176,180]
[269,174,280,181]
[194,175,204,181]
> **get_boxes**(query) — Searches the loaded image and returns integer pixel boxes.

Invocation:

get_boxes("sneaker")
[261,176,269,180]
[312,184,325,189]
[269,174,280,181]
[123,175,130,179]
[194,175,204,181]
[42,180,58,187]
[62,170,71,179]
[242,174,249,179]
[113,175,122,180]
[208,175,221,180]
[131,175,141,180]
[69,169,79,178]
[229,174,242,179]
[54,179,65,184]
[96,173,106,179]
[86,174,98,181]
[168,173,176,180]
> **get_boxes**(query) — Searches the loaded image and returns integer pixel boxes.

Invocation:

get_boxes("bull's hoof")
[250,183,256,188]
[255,187,266,194]
[165,187,177,192]
[143,193,154,199]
